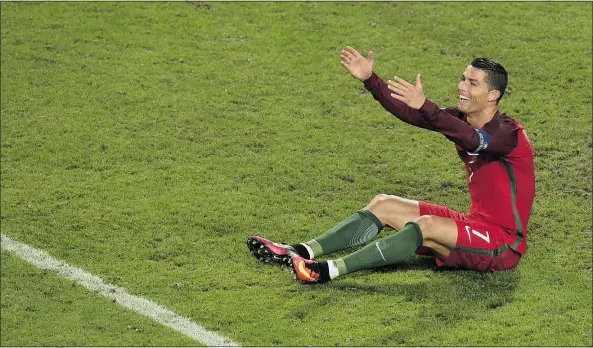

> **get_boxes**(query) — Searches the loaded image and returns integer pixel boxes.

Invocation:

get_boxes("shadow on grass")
[329,255,519,318]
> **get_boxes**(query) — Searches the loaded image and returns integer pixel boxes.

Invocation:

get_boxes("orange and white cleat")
[289,256,330,284]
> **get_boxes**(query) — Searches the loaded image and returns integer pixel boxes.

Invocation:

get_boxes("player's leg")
[332,214,520,274]
[372,198,467,256]
[248,194,422,264]
[247,208,383,266]
[292,215,459,283]
[296,194,422,259]
[363,193,421,230]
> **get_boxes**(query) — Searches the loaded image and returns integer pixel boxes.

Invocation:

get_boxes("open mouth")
[459,95,470,105]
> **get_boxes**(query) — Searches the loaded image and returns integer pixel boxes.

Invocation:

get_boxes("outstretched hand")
[387,74,426,110]
[340,46,374,81]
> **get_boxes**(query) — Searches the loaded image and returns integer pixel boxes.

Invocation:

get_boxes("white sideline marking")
[1,234,239,347]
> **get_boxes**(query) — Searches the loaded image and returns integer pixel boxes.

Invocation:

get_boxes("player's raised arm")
[340,46,435,130]
[387,76,518,155]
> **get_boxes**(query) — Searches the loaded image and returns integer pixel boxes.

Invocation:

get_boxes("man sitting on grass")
[247,46,535,283]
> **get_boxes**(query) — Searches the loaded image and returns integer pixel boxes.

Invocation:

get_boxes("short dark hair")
[470,58,508,104]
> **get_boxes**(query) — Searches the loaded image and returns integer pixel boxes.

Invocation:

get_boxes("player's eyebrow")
[461,73,480,84]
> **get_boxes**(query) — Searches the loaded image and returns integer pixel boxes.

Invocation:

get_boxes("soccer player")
[247,46,535,283]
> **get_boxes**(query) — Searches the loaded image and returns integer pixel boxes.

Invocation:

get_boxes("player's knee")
[413,215,435,238]
[413,215,452,243]
[369,193,391,205]
[413,215,457,252]
[414,214,433,227]
[365,194,421,230]
[366,194,398,214]
[363,194,389,224]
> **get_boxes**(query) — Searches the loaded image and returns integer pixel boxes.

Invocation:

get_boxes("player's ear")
[487,89,501,103]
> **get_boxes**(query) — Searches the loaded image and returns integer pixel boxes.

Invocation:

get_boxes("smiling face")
[457,65,500,114]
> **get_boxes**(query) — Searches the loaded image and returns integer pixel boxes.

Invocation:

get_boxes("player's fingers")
[395,76,416,89]
[346,46,361,57]
[340,52,354,63]
[389,77,406,87]
[387,79,408,92]
[387,82,405,92]
[340,61,351,71]
[416,73,422,89]
[340,50,354,61]
[391,93,407,103]
[394,76,413,88]
[388,83,408,96]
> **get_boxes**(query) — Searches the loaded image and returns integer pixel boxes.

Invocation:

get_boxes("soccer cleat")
[247,235,297,267]
[289,256,329,284]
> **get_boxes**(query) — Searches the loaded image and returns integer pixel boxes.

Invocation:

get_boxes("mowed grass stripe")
[1,234,239,347]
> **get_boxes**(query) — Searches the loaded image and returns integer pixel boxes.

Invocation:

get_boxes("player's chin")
[458,102,470,112]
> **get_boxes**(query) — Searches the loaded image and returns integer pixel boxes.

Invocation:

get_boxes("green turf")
[1,2,591,346]
[0,250,200,346]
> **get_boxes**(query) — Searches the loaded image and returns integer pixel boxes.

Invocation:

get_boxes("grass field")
[1,2,591,346]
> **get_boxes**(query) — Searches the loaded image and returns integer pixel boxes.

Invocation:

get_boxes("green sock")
[305,210,383,258]
[333,222,423,276]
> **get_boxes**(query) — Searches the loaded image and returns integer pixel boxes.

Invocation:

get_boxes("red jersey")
[364,73,535,254]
